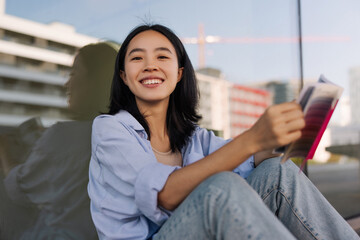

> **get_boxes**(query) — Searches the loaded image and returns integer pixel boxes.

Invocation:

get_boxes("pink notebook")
[276,75,343,170]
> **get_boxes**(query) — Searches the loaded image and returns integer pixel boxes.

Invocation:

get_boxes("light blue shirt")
[88,110,255,240]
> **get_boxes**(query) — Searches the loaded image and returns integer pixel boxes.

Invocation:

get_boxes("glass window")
[301,0,360,220]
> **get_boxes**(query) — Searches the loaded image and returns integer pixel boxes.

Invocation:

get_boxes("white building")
[252,79,300,104]
[228,83,271,138]
[331,95,351,127]
[196,68,271,139]
[0,2,97,127]
[197,72,231,138]
[349,66,360,125]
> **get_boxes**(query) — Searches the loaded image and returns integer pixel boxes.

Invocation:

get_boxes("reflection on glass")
[0,42,119,239]
[300,0,360,221]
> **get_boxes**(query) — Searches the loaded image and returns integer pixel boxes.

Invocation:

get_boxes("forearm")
[159,102,305,210]
[158,130,258,210]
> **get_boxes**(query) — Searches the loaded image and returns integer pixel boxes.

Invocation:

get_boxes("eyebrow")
[127,47,173,56]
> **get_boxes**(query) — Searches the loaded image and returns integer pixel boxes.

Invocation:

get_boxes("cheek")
[164,62,180,76]
[124,65,139,83]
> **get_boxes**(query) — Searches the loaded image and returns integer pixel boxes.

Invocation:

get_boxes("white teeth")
[142,79,163,85]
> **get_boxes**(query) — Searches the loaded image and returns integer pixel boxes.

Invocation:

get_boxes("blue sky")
[5,0,360,94]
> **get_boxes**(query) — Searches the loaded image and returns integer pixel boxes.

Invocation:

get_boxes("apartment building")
[350,66,360,125]
[196,68,271,139]
[253,79,301,104]
[0,11,97,127]
[228,84,271,138]
[197,71,230,138]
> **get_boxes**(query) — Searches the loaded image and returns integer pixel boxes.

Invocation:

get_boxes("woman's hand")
[247,102,305,154]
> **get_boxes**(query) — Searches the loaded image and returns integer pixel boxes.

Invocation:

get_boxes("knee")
[256,156,282,170]
[204,171,246,189]
[197,172,263,209]
[198,171,253,199]
[252,157,300,178]
[247,157,304,192]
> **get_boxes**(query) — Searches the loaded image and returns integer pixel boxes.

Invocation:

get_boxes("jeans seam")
[279,188,321,240]
[260,184,277,200]
[262,185,320,240]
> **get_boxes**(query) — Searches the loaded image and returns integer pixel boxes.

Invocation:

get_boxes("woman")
[88,24,359,240]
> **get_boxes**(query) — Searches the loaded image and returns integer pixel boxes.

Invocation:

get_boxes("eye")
[130,56,142,61]
[158,55,169,60]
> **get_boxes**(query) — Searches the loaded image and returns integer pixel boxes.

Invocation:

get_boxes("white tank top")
[152,148,182,167]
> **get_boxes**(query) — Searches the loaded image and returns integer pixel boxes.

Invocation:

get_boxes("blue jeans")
[153,157,359,240]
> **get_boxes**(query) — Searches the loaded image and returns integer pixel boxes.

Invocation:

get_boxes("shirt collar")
[114,110,145,131]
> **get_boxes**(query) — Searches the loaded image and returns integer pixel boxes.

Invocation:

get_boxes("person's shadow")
[0,42,119,240]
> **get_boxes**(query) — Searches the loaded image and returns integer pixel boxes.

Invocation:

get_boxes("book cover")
[277,75,343,169]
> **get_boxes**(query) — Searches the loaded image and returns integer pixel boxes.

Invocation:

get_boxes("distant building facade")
[330,125,360,146]
[196,68,271,139]
[228,84,271,138]
[349,66,360,125]
[0,12,97,127]
[197,71,230,138]
[320,68,360,160]
[253,80,300,104]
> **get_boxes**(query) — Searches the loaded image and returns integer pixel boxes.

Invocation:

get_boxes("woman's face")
[121,30,183,108]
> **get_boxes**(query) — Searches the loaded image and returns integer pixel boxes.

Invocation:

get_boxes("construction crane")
[181,23,350,69]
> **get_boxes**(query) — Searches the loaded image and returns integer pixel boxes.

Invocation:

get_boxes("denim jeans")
[153,157,359,240]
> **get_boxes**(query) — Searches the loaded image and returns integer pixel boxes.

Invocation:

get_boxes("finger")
[266,102,301,119]
[285,129,303,143]
[281,109,304,123]
[274,102,302,113]
[265,108,303,130]
[285,118,306,133]
[275,130,302,147]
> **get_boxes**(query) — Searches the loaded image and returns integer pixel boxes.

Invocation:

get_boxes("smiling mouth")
[140,79,164,85]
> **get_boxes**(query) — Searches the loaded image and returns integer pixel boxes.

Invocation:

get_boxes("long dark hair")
[108,24,201,152]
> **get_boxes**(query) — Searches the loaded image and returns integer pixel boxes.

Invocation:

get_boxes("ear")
[119,70,127,85]
[177,67,184,82]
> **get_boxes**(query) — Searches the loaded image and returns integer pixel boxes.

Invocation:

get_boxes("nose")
[143,64,159,72]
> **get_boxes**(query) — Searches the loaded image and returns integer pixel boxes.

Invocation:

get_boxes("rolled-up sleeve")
[135,163,180,222]
[88,115,178,240]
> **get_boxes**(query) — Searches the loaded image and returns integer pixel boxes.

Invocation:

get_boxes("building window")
[2,29,35,45]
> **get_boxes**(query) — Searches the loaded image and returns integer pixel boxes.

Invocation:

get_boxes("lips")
[142,79,163,85]
[140,76,164,85]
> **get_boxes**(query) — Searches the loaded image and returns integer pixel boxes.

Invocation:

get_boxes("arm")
[159,102,305,210]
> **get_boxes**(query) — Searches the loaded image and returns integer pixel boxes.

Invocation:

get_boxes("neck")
[137,98,169,139]
[137,98,172,152]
